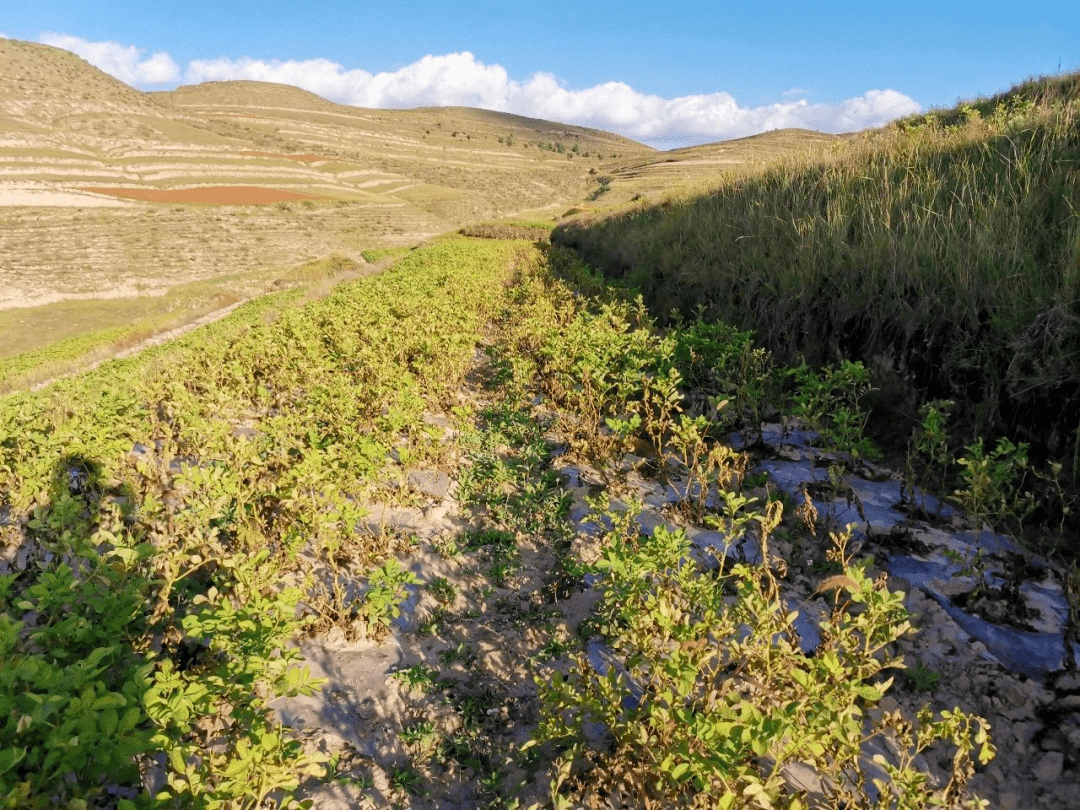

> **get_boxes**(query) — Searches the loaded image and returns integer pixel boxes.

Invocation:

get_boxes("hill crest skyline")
[2,32,929,148]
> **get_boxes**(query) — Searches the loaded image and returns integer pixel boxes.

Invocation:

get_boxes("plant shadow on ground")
[281,340,584,809]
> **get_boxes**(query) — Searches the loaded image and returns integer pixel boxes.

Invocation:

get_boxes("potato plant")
[491,246,994,810]
[528,517,993,810]
[0,238,525,807]
[0,234,1000,809]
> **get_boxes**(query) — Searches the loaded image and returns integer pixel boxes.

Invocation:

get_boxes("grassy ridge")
[553,81,1080,474]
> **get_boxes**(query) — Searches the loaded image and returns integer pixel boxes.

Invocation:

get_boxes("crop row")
[0,237,525,808]
[0,234,1006,809]
[479,246,994,809]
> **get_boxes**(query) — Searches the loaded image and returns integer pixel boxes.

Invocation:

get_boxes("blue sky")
[2,2,1077,147]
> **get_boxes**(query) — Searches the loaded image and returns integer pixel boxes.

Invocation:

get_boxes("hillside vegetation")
[0,237,1000,809]
[553,74,1080,520]
[5,43,1074,808]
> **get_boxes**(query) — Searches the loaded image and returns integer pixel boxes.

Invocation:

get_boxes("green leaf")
[118,706,142,733]
[168,747,187,773]
[223,755,252,779]
[91,692,126,711]
[99,707,119,736]
[857,684,883,702]
[0,746,26,775]
[743,781,768,801]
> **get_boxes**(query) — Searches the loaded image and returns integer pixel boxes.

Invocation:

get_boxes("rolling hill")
[0,38,653,314]
[0,37,842,376]
[596,127,846,205]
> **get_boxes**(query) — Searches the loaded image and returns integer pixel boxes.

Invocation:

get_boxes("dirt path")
[25,299,248,394]
[25,257,393,393]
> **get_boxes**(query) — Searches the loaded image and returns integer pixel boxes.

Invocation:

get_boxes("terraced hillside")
[0,38,651,315]
[153,82,646,212]
[0,38,847,390]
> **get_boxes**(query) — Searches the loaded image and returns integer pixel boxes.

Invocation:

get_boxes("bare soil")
[79,185,330,204]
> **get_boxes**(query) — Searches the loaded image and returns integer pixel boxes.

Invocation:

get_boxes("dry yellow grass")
[591,128,849,206]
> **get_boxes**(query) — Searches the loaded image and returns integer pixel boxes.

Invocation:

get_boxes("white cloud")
[34,34,921,146]
[38,32,180,85]
[185,51,920,146]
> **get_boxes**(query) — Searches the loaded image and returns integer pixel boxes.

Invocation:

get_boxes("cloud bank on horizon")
[35,33,921,147]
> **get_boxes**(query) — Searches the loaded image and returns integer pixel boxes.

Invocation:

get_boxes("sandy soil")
[0,185,138,207]
[80,185,330,204]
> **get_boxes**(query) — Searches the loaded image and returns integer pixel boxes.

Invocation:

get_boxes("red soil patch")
[238,151,330,163]
[79,186,328,205]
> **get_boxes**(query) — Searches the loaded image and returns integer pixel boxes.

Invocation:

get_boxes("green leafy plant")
[439,641,473,666]
[401,719,438,750]
[146,561,327,809]
[428,576,457,604]
[907,399,955,504]
[0,621,152,809]
[907,659,941,693]
[359,559,421,638]
[526,513,993,809]
[667,412,750,521]
[671,317,776,432]
[392,665,442,693]
[955,437,1034,530]
[390,765,425,795]
[787,360,879,459]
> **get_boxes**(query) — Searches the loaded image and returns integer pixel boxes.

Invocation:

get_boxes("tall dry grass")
[554,87,1080,471]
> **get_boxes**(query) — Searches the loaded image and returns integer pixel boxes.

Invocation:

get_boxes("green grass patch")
[458,217,555,242]
[0,255,367,392]
[360,245,412,263]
